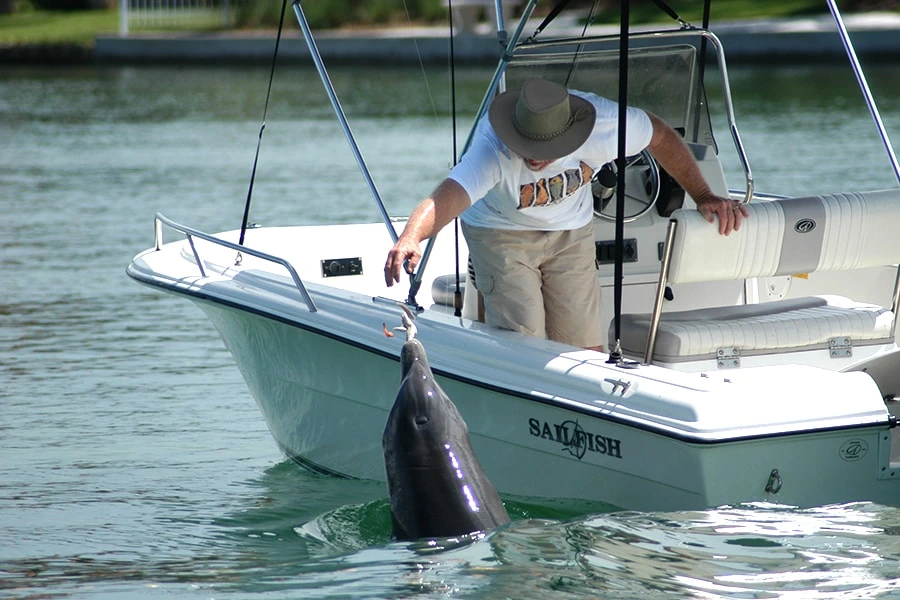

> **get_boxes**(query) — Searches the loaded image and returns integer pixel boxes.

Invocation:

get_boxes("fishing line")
[401,0,463,312]
[397,0,445,309]
[237,0,289,258]
[401,0,441,124]
[562,0,601,89]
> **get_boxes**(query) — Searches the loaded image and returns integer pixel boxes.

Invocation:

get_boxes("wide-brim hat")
[489,78,596,161]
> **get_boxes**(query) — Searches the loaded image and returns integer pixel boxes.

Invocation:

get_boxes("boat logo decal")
[839,439,868,462]
[528,418,623,460]
[794,218,816,233]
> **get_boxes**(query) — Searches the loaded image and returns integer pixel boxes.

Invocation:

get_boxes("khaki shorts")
[462,221,602,348]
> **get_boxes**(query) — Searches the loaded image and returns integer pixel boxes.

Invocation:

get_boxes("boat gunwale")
[126,255,894,447]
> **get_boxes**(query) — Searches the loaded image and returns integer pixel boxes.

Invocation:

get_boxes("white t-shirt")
[450,91,653,231]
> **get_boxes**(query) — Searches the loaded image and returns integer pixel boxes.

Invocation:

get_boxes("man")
[384,78,747,351]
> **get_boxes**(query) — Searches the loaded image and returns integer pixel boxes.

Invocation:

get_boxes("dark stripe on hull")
[281,446,356,479]
[128,272,894,447]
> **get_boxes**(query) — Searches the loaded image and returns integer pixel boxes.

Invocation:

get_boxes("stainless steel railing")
[119,0,231,36]
[153,213,317,313]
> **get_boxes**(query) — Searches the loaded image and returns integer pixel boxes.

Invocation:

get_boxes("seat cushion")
[431,273,467,307]
[615,295,894,362]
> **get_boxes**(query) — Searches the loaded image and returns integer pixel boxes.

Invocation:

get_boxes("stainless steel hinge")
[717,347,740,369]
[829,337,852,358]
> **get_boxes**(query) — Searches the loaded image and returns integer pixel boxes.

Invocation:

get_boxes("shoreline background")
[2,11,900,65]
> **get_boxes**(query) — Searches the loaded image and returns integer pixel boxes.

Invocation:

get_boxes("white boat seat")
[618,295,894,362]
[432,273,466,307]
[617,190,900,363]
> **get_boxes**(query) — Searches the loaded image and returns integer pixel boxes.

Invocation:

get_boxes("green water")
[2,63,900,598]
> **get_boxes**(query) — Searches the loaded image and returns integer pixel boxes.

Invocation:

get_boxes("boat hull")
[195,296,900,511]
[125,4,900,511]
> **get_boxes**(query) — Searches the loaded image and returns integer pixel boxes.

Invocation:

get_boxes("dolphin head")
[400,337,429,378]
[388,339,467,459]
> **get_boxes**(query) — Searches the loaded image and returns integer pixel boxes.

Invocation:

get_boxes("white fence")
[119,0,231,35]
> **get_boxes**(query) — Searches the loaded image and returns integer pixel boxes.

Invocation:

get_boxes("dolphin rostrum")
[382,307,511,540]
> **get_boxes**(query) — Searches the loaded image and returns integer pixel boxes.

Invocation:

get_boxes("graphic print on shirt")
[518,161,596,210]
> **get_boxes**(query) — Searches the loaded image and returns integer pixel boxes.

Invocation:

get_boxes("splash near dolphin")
[382,308,511,541]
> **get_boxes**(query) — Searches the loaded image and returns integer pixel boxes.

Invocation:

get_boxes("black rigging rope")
[528,0,573,41]
[447,0,464,317]
[649,0,688,27]
[607,0,694,361]
[693,0,712,142]
[237,0,289,251]
[608,0,630,363]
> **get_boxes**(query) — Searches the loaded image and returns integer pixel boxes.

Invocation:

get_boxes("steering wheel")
[591,150,661,222]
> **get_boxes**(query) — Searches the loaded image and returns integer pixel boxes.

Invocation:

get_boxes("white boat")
[127,0,900,511]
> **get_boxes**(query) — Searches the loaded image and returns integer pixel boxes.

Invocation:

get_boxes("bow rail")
[153,213,318,313]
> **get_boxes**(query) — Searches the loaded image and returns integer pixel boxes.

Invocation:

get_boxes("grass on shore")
[0,9,118,46]
[0,1,890,48]
[0,7,226,46]
[594,0,828,24]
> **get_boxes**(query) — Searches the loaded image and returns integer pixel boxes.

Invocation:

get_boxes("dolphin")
[382,309,511,540]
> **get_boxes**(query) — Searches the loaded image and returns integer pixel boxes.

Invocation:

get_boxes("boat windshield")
[504,41,717,150]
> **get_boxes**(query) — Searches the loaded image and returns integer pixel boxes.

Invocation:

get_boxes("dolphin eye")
[415,416,429,425]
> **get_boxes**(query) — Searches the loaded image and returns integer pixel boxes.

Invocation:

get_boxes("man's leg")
[540,223,604,349]
[461,222,547,339]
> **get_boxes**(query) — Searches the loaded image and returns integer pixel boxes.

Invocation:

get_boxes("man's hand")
[384,236,422,287]
[382,178,473,288]
[696,195,749,236]
[644,113,749,236]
